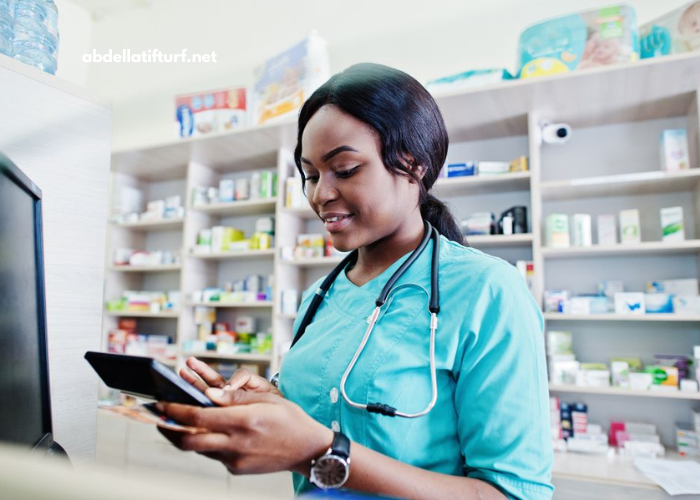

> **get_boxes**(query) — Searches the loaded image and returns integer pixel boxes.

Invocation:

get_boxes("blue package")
[447,162,476,178]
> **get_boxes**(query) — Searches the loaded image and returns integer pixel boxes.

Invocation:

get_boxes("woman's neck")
[346,214,425,287]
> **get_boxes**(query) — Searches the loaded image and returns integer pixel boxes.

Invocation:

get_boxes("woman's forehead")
[302,106,379,158]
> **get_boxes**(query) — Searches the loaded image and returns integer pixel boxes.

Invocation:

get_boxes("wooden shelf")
[549,384,700,400]
[281,256,345,268]
[111,218,184,231]
[541,169,700,201]
[434,52,700,142]
[544,313,700,323]
[466,233,533,247]
[277,312,298,320]
[189,249,276,260]
[189,301,273,309]
[432,172,531,197]
[106,311,180,319]
[109,264,182,273]
[542,240,700,258]
[180,351,272,363]
[111,117,295,181]
[191,198,277,216]
[281,206,316,219]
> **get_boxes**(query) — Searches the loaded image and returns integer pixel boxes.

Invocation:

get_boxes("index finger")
[186,357,227,389]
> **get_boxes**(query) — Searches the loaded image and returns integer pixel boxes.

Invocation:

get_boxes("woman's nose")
[312,176,338,206]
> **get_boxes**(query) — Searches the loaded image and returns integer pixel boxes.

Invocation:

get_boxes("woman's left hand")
[157,388,333,475]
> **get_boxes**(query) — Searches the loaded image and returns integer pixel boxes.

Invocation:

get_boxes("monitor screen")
[0,156,53,450]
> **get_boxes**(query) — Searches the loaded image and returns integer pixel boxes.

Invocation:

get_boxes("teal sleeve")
[454,263,554,500]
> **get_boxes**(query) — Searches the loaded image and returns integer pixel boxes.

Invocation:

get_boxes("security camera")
[541,122,572,144]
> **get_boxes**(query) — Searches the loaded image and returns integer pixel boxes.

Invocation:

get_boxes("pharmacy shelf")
[180,351,273,363]
[109,264,182,273]
[189,249,276,260]
[541,169,700,201]
[432,172,531,197]
[281,206,316,219]
[191,198,277,216]
[542,240,700,259]
[111,218,185,231]
[434,52,700,142]
[189,301,273,309]
[544,313,700,323]
[277,312,298,320]
[111,117,296,181]
[106,310,180,319]
[466,233,533,247]
[281,256,345,268]
[549,384,700,401]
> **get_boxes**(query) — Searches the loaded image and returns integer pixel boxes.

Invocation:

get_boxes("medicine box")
[619,209,641,244]
[614,292,645,314]
[673,295,700,315]
[660,206,685,242]
[545,214,570,248]
[253,33,330,125]
[425,68,514,93]
[175,86,248,138]
[597,214,617,246]
[571,214,592,247]
[647,279,699,295]
[660,129,690,171]
[446,162,476,177]
[644,293,674,313]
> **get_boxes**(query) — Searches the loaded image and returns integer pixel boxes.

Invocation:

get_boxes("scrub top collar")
[329,237,435,316]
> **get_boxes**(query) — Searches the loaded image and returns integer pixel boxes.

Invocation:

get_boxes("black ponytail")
[295,62,464,245]
[420,194,464,244]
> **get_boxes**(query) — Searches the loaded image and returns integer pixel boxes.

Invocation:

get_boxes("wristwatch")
[309,431,351,489]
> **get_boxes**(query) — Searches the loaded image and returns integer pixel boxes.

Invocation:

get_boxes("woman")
[159,63,553,500]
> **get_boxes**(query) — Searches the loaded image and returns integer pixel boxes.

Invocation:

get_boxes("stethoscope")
[288,220,441,419]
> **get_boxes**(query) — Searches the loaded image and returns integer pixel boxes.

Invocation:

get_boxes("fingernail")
[223,384,232,391]
[156,402,165,412]
[207,388,224,398]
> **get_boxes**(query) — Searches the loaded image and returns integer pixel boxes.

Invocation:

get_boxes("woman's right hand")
[179,357,283,397]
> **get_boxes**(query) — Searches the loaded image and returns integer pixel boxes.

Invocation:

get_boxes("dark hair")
[294,62,464,244]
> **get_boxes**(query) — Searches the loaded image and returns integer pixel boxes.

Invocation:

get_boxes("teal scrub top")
[279,235,554,500]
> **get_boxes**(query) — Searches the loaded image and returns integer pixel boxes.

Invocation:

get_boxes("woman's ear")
[401,153,426,181]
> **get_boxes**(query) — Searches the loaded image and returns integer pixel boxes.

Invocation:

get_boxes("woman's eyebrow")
[301,145,359,166]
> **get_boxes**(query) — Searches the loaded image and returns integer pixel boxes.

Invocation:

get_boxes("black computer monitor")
[0,153,56,453]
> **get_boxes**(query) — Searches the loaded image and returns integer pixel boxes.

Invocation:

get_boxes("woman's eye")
[336,166,359,179]
[305,176,319,184]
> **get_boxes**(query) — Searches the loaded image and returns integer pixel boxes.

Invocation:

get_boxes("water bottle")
[0,0,12,57]
[13,0,59,75]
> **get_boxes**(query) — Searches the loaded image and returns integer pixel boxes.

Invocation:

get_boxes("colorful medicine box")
[446,162,476,177]
[175,87,247,138]
[545,214,570,248]
[614,292,645,314]
[661,206,685,242]
[660,129,690,171]
[619,209,641,244]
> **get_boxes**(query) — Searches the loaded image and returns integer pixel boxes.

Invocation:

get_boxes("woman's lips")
[323,214,353,233]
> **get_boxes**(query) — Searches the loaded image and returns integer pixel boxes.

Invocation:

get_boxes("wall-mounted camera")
[541,122,572,144]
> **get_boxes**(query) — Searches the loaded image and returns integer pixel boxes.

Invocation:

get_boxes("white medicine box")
[660,129,690,171]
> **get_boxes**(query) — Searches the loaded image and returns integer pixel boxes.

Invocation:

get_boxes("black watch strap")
[331,431,350,460]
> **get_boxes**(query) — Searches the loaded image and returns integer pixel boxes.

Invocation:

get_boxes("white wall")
[55,0,93,87]
[77,0,692,151]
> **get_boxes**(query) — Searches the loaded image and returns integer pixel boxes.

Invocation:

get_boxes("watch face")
[311,455,349,489]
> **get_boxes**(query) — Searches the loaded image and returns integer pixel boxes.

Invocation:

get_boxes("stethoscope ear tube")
[290,250,358,348]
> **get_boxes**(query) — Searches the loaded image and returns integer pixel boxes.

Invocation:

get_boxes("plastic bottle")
[12,0,59,75]
[0,0,13,57]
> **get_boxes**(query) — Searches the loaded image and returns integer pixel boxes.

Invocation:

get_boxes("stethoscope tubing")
[290,220,441,418]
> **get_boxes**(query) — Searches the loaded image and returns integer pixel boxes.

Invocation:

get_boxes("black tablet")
[84,351,214,407]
